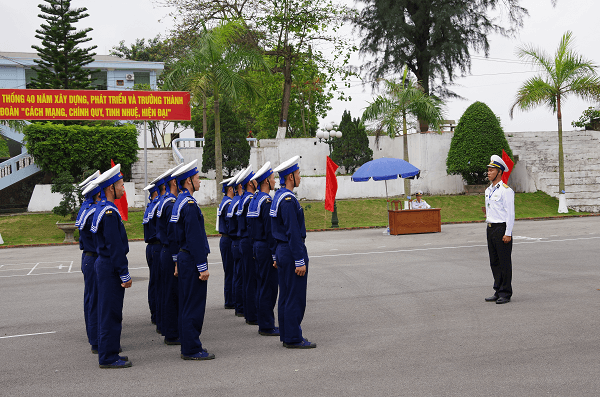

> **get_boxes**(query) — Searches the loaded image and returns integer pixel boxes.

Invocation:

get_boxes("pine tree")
[331,110,373,174]
[31,0,97,89]
[202,103,250,177]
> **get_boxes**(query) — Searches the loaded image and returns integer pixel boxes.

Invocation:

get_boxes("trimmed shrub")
[331,110,373,174]
[23,122,139,180]
[446,101,513,185]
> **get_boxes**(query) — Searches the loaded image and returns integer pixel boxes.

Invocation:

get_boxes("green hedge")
[23,122,139,179]
[446,101,513,185]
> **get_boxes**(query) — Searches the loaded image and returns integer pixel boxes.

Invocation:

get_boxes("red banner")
[0,89,190,121]
[325,156,339,212]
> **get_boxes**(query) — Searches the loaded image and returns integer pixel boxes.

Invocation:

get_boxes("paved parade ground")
[2,217,600,396]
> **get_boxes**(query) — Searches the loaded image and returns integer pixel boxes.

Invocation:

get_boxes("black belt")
[149,241,160,245]
[179,249,190,254]
[487,222,506,228]
[221,233,229,238]
[84,252,97,257]
[162,244,169,248]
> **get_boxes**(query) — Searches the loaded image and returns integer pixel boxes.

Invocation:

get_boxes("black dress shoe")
[245,320,258,325]
[496,297,511,304]
[485,295,499,302]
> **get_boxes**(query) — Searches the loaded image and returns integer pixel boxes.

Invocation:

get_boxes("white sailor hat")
[171,159,199,184]
[152,165,175,187]
[165,163,185,183]
[236,165,255,188]
[415,190,424,196]
[250,161,273,184]
[487,155,508,172]
[79,170,100,188]
[220,176,234,193]
[228,169,245,187]
[143,183,157,194]
[82,182,100,197]
[95,164,123,189]
[274,156,300,177]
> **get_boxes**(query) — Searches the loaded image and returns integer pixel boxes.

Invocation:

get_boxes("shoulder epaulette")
[503,183,509,188]
[285,197,291,201]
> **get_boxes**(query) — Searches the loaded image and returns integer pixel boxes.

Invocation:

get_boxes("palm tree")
[362,66,444,197]
[510,31,600,213]
[164,20,268,188]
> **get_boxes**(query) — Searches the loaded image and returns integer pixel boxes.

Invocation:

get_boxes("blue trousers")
[219,235,234,307]
[231,238,244,314]
[254,241,278,331]
[178,251,207,356]
[240,237,258,323]
[95,256,125,365]
[81,252,98,349]
[151,244,163,333]
[146,244,155,323]
[160,247,179,340]
[276,243,308,344]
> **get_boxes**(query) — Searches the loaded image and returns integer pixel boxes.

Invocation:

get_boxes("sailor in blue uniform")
[155,164,184,345]
[270,156,316,348]
[75,171,100,354]
[217,176,236,310]
[226,169,245,318]
[150,169,172,335]
[170,160,215,360]
[91,164,133,368]
[142,183,159,325]
[248,162,279,336]
[235,166,259,326]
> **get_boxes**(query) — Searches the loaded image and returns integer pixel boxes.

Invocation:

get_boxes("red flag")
[325,156,339,212]
[501,150,514,184]
[111,159,129,221]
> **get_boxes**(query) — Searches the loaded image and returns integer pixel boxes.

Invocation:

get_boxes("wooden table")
[388,207,441,235]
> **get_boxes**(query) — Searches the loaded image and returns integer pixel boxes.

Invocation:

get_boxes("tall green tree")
[31,0,97,89]
[163,20,268,190]
[353,0,553,130]
[362,67,444,196]
[202,103,250,176]
[331,110,373,174]
[509,31,600,212]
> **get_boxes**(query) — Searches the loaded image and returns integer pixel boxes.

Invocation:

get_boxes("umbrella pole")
[385,180,390,234]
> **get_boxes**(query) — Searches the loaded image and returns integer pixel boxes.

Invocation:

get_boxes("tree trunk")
[279,48,292,136]
[557,95,565,193]
[214,86,223,192]
[202,94,207,138]
[402,112,411,198]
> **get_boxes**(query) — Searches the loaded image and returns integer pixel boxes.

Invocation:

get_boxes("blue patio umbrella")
[352,157,421,212]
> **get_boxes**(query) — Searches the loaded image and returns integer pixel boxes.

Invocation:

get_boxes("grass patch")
[0,191,590,246]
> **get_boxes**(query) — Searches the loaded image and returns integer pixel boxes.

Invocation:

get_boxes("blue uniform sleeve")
[165,204,179,262]
[103,212,130,282]
[261,198,277,261]
[184,202,209,272]
[280,200,306,267]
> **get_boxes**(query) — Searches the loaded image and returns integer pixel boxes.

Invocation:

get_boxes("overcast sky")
[1,0,598,133]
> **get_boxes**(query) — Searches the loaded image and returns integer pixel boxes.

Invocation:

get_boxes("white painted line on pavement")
[0,331,56,339]
[26,262,39,276]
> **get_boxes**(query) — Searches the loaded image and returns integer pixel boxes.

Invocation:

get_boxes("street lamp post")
[316,123,342,228]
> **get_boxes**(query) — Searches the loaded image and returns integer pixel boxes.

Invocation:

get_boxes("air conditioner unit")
[125,74,135,81]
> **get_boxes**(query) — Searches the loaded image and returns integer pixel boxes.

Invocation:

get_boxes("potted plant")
[52,171,83,243]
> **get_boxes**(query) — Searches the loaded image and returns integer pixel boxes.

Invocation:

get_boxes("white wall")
[28,182,136,212]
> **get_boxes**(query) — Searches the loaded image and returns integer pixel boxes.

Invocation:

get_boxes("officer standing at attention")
[142,183,159,326]
[218,176,236,310]
[227,170,245,318]
[484,154,515,305]
[248,162,280,337]
[75,171,100,354]
[91,164,133,368]
[236,166,259,326]
[270,156,316,349]
[170,160,215,360]
[155,164,184,346]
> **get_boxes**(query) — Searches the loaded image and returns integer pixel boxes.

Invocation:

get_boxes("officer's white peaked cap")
[274,156,300,177]
[487,155,508,172]
[79,170,100,187]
